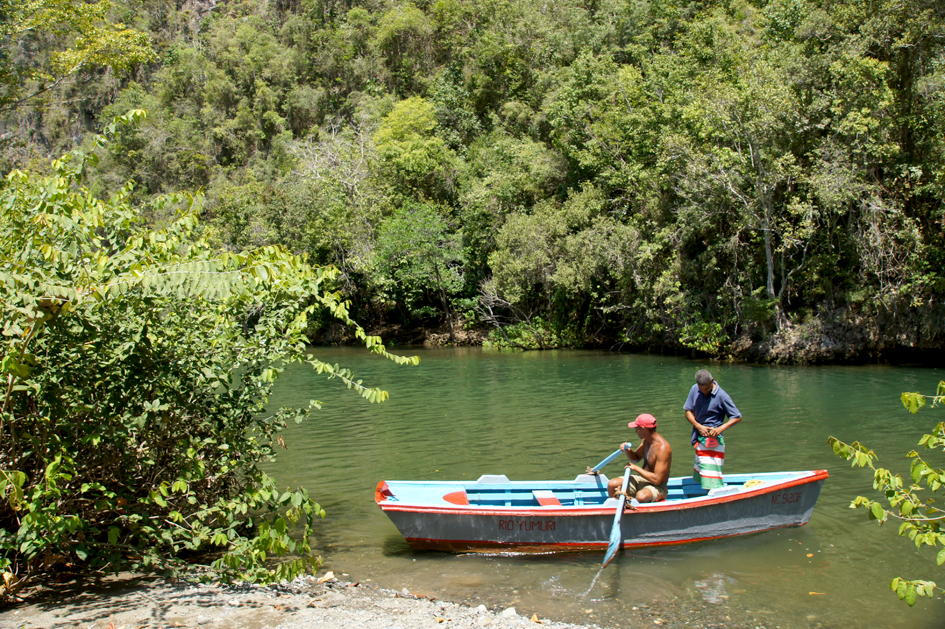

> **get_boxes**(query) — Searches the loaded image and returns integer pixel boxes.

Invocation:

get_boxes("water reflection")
[268,347,944,628]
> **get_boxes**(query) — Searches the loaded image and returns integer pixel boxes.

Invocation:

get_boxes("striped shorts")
[693,434,725,489]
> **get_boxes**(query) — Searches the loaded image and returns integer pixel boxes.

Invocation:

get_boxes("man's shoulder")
[684,384,699,407]
[655,434,673,453]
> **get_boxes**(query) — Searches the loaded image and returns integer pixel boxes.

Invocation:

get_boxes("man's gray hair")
[695,369,713,386]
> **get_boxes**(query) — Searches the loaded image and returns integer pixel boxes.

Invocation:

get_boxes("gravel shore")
[0,574,607,629]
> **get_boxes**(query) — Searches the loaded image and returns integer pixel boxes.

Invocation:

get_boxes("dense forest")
[4,0,944,362]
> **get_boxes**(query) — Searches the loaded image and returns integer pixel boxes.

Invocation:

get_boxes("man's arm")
[707,415,741,438]
[624,441,643,462]
[706,392,742,437]
[686,409,711,437]
[684,385,711,438]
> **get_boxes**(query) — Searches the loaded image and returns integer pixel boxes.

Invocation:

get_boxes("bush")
[0,112,417,599]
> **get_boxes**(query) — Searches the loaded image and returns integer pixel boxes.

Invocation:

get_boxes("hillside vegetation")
[4,0,944,361]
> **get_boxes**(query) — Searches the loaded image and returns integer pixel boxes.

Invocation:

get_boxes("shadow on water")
[268,347,945,628]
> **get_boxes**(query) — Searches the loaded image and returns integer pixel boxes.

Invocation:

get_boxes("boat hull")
[377,470,828,553]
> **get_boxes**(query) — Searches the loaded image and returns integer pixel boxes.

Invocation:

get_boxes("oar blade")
[601,467,632,567]
[601,499,626,567]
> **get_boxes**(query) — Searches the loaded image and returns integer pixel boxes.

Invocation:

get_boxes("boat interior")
[377,471,813,508]
[462,475,749,507]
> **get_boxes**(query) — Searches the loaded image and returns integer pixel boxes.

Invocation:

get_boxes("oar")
[588,443,631,474]
[588,448,623,474]
[602,466,632,567]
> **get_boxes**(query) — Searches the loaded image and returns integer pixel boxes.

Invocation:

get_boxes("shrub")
[0,111,417,599]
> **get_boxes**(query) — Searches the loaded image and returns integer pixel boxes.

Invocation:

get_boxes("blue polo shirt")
[684,383,741,445]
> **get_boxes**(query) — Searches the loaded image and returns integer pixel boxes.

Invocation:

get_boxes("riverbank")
[0,566,806,629]
[357,315,944,366]
[0,572,611,629]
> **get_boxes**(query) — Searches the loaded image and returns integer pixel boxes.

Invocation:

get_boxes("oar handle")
[589,444,632,473]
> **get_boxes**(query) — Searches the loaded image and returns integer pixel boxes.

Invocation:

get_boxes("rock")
[308,592,345,608]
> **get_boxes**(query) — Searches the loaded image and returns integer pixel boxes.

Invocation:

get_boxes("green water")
[268,347,945,628]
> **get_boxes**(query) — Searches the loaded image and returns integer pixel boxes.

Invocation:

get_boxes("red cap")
[628,413,657,429]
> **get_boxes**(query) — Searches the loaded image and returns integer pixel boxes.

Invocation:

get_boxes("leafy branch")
[828,380,945,606]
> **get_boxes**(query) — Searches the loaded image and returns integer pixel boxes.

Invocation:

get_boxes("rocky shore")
[0,573,606,629]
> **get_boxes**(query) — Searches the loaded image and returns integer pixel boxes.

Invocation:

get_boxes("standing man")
[607,413,672,503]
[684,369,741,490]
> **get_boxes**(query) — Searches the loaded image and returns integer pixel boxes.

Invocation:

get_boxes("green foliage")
[678,319,729,356]
[483,317,563,351]
[486,185,638,346]
[371,2,434,94]
[458,131,566,278]
[827,380,945,606]
[545,50,656,192]
[3,0,945,357]
[0,0,154,111]
[0,113,417,598]
[374,96,457,203]
[371,204,465,325]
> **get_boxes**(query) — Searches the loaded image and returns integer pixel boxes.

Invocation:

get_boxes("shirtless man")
[606,413,673,503]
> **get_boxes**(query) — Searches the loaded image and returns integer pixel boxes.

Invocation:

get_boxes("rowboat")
[375,469,828,553]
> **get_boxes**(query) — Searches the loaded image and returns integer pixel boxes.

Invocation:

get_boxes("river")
[267,347,944,628]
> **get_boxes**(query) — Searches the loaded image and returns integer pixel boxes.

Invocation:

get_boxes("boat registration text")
[498,519,556,532]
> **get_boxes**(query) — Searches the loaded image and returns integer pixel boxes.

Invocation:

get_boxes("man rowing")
[607,413,673,503]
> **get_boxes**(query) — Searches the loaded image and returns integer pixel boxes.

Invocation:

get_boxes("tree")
[371,204,465,342]
[486,185,636,348]
[668,8,806,333]
[374,96,457,203]
[458,130,566,280]
[371,2,434,95]
[0,111,417,600]
[544,50,657,197]
[281,117,383,270]
[0,0,154,112]
[828,381,945,606]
